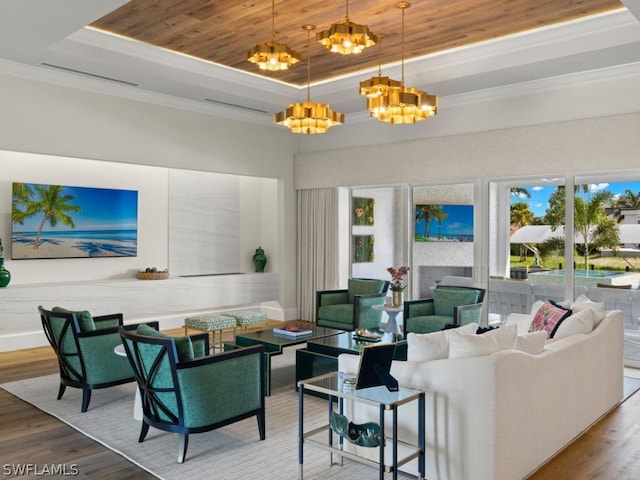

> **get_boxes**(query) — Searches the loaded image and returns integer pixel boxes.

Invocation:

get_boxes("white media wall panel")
[169,169,240,276]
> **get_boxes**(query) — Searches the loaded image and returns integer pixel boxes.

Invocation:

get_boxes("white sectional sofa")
[338,306,624,480]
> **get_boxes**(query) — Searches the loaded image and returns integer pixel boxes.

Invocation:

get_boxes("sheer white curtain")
[297,188,339,321]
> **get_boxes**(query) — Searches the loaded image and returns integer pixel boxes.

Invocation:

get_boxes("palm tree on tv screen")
[433,207,448,240]
[415,205,433,238]
[12,184,81,249]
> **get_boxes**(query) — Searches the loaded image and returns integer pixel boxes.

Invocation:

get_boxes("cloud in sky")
[589,183,610,192]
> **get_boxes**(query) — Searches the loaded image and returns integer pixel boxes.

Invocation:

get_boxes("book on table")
[273,325,313,337]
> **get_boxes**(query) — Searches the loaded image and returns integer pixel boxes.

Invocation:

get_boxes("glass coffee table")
[225,324,340,395]
[295,330,407,393]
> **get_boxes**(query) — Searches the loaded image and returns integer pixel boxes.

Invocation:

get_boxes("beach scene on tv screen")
[11,182,138,259]
[415,204,474,242]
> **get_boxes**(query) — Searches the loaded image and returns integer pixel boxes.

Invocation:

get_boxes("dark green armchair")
[119,324,265,463]
[316,278,390,331]
[38,305,150,412]
[403,286,486,335]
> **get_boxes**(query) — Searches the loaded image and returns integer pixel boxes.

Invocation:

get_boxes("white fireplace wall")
[412,183,475,299]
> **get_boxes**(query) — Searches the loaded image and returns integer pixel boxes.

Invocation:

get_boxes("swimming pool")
[528,268,639,287]
[533,269,619,278]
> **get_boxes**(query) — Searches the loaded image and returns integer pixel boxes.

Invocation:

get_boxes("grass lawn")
[510,254,640,272]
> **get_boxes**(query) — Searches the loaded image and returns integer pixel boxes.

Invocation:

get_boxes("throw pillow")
[407,322,478,362]
[136,323,194,362]
[52,306,96,332]
[448,323,518,359]
[515,331,547,355]
[552,309,594,339]
[528,300,572,338]
[571,295,607,328]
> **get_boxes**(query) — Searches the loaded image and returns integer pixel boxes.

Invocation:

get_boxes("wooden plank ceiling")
[92,0,623,87]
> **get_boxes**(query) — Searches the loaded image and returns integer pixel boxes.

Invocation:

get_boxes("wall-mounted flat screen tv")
[11,182,138,259]
[415,204,474,242]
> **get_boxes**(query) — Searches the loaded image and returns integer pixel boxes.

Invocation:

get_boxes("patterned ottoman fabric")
[184,313,237,331]
[222,310,269,328]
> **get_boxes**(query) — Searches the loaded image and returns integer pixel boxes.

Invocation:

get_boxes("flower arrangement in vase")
[387,266,409,306]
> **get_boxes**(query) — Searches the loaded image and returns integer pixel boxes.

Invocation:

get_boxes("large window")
[489,174,640,366]
[488,177,568,320]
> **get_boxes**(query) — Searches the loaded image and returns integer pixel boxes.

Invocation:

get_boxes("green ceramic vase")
[252,247,267,273]
[329,410,381,448]
[0,257,10,288]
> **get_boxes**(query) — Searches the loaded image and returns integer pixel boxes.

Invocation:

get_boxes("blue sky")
[13,183,138,231]
[511,181,640,218]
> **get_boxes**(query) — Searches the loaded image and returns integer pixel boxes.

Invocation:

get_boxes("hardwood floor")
[2,323,640,479]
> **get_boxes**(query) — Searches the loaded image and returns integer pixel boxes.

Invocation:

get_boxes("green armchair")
[119,324,265,463]
[403,286,486,335]
[316,278,390,331]
[38,305,150,412]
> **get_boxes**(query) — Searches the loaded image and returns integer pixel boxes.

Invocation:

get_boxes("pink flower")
[387,266,410,291]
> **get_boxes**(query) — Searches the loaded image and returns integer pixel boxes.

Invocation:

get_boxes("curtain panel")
[297,188,339,321]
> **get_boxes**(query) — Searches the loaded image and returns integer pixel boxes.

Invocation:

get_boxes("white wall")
[351,187,404,283]
[0,151,168,282]
[169,169,240,276]
[295,112,640,190]
[0,70,299,322]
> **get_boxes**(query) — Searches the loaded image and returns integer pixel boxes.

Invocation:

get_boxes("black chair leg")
[178,434,189,464]
[57,383,66,400]
[80,388,92,412]
[138,421,150,443]
[257,411,266,440]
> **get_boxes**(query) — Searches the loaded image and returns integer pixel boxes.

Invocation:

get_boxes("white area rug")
[2,349,412,480]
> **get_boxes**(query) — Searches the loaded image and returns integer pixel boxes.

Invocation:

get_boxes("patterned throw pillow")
[528,300,572,338]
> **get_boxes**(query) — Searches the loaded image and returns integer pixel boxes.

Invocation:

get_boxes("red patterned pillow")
[528,300,572,338]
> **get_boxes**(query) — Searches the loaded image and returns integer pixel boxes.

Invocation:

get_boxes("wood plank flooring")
[2,322,640,479]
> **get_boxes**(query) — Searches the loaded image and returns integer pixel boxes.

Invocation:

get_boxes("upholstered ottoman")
[222,310,269,332]
[184,313,237,352]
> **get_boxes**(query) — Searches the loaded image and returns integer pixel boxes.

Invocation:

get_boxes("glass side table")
[297,372,425,480]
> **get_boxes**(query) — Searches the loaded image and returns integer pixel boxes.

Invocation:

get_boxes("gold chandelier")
[317,0,378,55]
[371,2,438,124]
[247,0,301,71]
[275,25,344,134]
[359,33,402,116]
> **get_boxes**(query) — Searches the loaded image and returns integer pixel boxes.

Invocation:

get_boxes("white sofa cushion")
[552,308,594,339]
[407,322,478,361]
[515,330,547,354]
[571,294,606,327]
[506,313,533,334]
[449,323,518,359]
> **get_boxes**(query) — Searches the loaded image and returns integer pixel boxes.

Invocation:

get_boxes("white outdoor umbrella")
[509,225,564,243]
[510,224,640,244]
